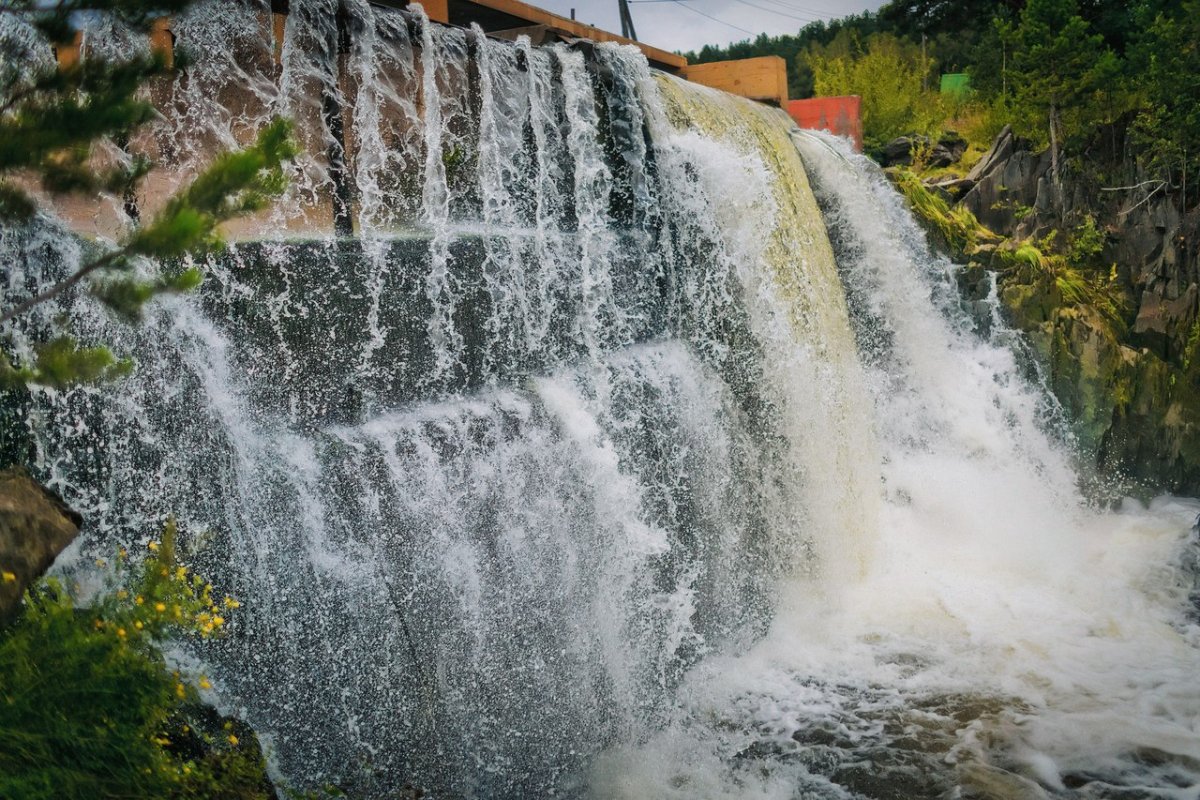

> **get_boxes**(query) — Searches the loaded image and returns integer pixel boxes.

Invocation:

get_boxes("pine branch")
[0,118,296,326]
[0,249,123,327]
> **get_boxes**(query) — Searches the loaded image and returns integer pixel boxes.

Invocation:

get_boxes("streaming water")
[2,2,1199,798]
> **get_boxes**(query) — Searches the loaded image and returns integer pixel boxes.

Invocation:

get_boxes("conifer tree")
[1008,0,1106,208]
[1132,0,1200,211]
[0,0,296,388]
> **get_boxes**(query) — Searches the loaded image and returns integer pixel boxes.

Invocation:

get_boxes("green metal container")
[940,72,972,99]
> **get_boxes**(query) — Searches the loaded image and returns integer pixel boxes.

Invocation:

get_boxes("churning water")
[2,2,1199,797]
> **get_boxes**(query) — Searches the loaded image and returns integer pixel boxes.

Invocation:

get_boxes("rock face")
[936,127,1200,494]
[0,467,82,620]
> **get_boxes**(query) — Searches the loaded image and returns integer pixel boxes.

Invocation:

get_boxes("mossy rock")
[0,467,81,621]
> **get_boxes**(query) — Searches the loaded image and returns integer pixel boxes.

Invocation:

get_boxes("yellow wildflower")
[94,558,106,568]
[227,734,239,746]
[223,596,240,609]
[116,628,126,639]
[198,676,212,690]
[154,602,166,613]
[134,620,144,630]
[116,590,128,600]
[174,566,187,581]
[1,571,15,583]
[93,619,104,630]
[175,683,186,699]
[135,595,144,605]
[213,615,225,627]
[148,541,159,552]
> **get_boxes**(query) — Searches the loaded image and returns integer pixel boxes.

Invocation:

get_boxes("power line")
[727,0,825,24]
[625,0,757,35]
[628,0,836,36]
[751,0,837,19]
[751,0,841,17]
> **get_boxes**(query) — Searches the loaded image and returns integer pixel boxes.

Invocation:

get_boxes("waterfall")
[3,2,1200,797]
[590,135,1200,799]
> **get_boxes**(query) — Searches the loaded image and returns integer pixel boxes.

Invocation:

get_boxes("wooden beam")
[446,0,685,71]
[273,11,287,66]
[681,56,788,106]
[487,24,557,45]
[422,0,450,24]
[53,31,82,70]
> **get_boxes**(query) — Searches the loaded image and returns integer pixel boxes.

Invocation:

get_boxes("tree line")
[685,0,1199,211]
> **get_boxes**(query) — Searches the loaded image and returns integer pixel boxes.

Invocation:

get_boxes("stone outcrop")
[0,466,82,620]
[928,128,1200,494]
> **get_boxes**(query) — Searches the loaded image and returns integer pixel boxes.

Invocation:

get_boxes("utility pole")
[921,32,928,92]
[618,0,638,41]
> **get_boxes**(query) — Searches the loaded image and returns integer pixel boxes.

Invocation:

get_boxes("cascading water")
[590,134,1200,799]
[3,2,1200,797]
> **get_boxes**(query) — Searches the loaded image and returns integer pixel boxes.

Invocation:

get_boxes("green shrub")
[891,168,998,256]
[0,520,271,800]
[807,32,945,152]
[1067,215,1105,266]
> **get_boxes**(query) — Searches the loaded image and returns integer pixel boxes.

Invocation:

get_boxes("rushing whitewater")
[2,2,1200,797]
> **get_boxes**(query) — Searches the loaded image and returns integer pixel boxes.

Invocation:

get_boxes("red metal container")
[787,96,863,152]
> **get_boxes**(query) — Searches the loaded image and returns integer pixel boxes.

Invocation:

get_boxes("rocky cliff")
[904,127,1200,496]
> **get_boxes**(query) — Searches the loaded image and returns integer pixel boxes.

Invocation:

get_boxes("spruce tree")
[0,0,296,389]
[1008,0,1106,209]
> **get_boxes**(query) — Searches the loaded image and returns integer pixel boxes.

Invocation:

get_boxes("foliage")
[807,33,944,152]
[1004,0,1108,155]
[681,11,883,100]
[1067,215,1105,265]
[891,168,998,255]
[0,335,132,389]
[0,519,270,800]
[0,0,297,388]
[1007,242,1128,331]
[1129,0,1200,209]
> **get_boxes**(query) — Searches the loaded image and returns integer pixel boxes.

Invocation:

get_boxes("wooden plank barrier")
[681,56,788,106]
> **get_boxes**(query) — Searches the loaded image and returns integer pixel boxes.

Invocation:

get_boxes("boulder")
[0,467,82,621]
[961,148,1052,236]
[883,133,968,169]
[883,135,924,167]
[937,131,968,166]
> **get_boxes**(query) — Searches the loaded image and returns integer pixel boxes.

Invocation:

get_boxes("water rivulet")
[3,2,1200,797]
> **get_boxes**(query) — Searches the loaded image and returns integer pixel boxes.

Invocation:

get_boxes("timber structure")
[54,0,789,106]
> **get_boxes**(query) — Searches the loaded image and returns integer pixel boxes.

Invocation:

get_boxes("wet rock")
[1131,286,1197,360]
[959,763,1050,800]
[0,467,81,621]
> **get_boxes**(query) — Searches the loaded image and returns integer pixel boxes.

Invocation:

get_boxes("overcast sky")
[531,0,886,55]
